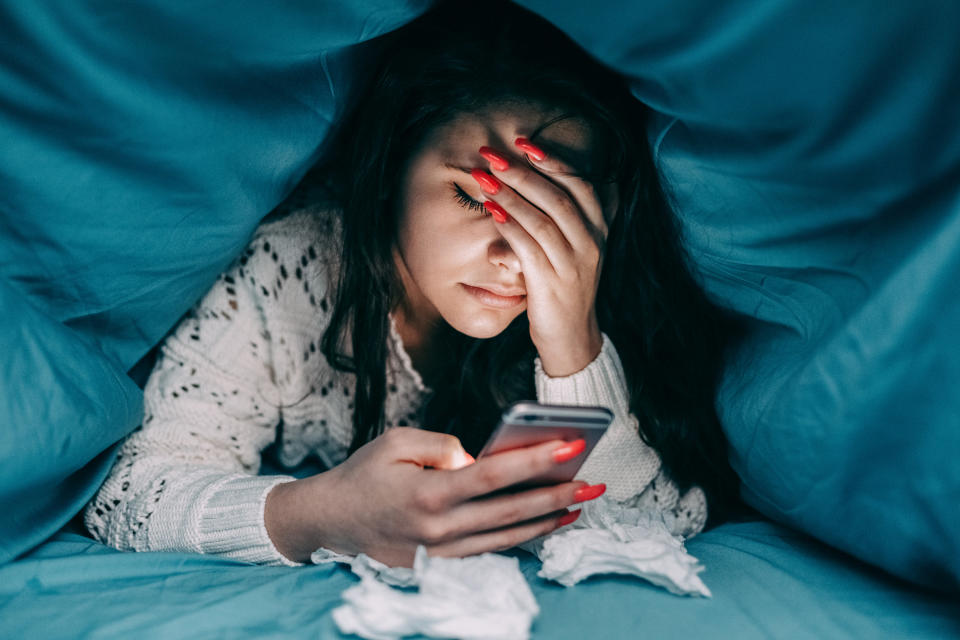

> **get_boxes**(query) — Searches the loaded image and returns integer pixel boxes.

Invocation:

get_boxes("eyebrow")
[445,163,473,174]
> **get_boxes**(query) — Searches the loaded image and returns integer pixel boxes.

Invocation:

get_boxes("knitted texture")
[535,337,708,538]
[85,188,707,565]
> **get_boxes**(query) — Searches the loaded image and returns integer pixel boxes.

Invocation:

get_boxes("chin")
[448,308,518,339]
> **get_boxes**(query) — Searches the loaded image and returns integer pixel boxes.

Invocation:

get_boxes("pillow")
[518,0,960,591]
[0,0,430,563]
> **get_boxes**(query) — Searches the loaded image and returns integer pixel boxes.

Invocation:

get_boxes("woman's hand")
[473,139,612,377]
[265,427,605,566]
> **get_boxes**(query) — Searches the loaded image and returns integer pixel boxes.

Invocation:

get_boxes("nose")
[487,235,521,273]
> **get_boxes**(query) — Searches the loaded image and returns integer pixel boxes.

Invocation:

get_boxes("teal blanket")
[1,518,956,638]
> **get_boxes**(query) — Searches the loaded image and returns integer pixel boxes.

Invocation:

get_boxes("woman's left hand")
[473,139,613,377]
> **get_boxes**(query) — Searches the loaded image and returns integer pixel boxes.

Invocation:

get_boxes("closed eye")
[452,183,487,215]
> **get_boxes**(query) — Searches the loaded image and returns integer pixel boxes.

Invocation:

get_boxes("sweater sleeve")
[84,212,336,566]
[534,333,708,538]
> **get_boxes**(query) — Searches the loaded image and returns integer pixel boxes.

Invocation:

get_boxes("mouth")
[461,283,527,309]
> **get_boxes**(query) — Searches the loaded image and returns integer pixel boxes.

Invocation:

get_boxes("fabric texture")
[2,0,958,600]
[0,0,433,564]
[516,0,960,592]
[2,519,958,639]
[84,188,705,565]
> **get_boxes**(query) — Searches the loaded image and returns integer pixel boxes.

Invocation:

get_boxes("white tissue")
[329,546,539,640]
[528,496,710,597]
[318,497,709,639]
[312,547,417,587]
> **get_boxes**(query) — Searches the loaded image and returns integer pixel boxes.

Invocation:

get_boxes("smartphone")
[477,401,613,486]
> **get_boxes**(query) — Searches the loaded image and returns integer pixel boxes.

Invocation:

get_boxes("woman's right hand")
[264,427,605,566]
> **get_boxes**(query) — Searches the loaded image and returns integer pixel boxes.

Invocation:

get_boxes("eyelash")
[452,184,488,215]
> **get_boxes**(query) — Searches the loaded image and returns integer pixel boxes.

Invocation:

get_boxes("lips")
[473,284,526,297]
[461,283,527,309]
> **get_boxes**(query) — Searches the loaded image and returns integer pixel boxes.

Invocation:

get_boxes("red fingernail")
[479,146,510,171]
[470,168,501,195]
[552,439,586,463]
[573,483,606,503]
[558,510,581,527]
[514,137,546,161]
[483,200,509,223]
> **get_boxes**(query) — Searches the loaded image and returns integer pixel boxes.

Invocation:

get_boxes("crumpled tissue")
[313,546,539,640]
[524,495,710,597]
[313,496,708,639]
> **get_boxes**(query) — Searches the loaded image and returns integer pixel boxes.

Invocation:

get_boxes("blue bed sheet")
[1,518,956,639]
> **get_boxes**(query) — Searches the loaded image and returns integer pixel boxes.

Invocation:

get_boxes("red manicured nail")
[483,200,509,223]
[558,510,581,527]
[479,146,510,171]
[470,168,501,195]
[552,439,586,463]
[573,483,606,503]
[514,137,546,161]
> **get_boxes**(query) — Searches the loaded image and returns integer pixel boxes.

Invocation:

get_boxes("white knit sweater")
[84,190,707,567]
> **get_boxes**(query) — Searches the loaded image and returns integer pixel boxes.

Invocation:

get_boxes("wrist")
[264,473,338,563]
[536,323,603,378]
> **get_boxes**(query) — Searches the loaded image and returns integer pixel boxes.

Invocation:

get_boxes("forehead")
[425,101,605,174]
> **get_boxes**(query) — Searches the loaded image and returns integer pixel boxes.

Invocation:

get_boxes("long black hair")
[313,0,742,525]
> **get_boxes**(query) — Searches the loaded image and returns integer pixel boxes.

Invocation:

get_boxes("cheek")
[400,216,458,284]
[397,218,478,328]
[399,222,525,338]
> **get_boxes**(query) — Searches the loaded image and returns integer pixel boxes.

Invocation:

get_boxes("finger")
[444,480,590,538]
[488,140,607,245]
[484,203,566,278]
[382,427,473,470]
[443,438,585,499]
[514,137,609,240]
[426,509,579,558]
[475,168,595,277]
[474,171,574,276]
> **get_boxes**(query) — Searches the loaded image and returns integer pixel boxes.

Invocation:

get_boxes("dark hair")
[313,0,742,525]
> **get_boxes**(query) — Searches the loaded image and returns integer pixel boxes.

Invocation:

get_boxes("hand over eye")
[472,139,610,376]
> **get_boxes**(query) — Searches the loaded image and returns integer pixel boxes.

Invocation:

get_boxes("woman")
[85,0,739,567]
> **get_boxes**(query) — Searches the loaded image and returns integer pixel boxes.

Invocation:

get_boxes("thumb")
[426,434,475,470]
[394,429,474,470]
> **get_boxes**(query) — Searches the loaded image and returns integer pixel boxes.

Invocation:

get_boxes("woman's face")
[393,101,614,339]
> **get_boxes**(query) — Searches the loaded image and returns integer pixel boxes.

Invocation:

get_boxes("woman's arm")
[534,333,708,538]
[474,140,707,538]
[84,342,299,564]
[84,211,336,565]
